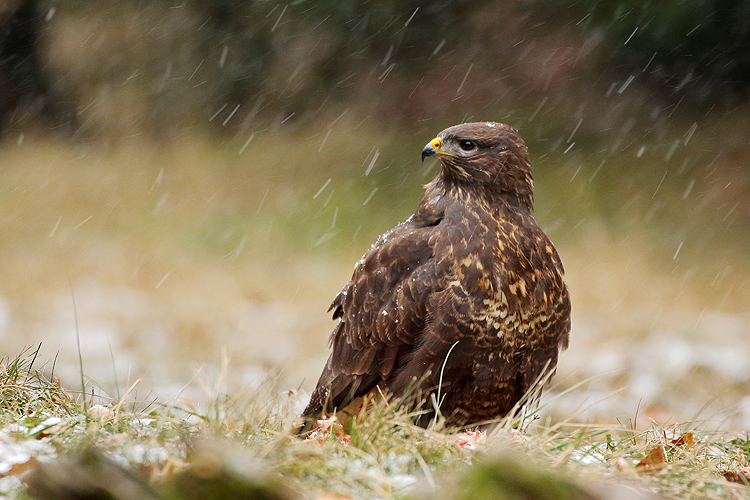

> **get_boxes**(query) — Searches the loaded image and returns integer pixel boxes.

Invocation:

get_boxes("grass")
[0,345,75,423]
[2,349,750,500]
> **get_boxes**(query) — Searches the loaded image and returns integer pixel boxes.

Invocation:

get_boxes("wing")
[299,205,445,427]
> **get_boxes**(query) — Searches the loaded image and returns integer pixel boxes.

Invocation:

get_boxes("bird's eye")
[458,140,476,152]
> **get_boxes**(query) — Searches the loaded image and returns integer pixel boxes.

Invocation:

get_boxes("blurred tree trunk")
[0,0,76,136]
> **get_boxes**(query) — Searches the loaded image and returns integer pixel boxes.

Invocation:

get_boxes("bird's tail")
[293,373,375,437]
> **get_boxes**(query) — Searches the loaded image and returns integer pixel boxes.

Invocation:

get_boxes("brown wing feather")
[298,205,445,429]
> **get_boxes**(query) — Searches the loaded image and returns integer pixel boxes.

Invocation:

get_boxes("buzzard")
[298,122,570,433]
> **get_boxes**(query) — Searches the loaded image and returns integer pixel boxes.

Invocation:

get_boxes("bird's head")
[422,122,533,211]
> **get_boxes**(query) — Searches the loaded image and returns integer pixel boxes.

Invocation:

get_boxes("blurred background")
[1,0,749,428]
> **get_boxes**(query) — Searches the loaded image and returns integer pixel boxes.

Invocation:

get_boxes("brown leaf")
[0,455,37,477]
[636,445,666,473]
[671,432,694,447]
[724,467,750,486]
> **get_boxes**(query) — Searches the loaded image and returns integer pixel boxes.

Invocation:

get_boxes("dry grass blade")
[0,345,77,420]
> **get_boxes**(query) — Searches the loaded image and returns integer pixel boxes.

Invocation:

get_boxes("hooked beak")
[421,136,441,162]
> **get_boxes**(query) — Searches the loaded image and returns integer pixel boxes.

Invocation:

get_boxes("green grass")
[2,349,750,500]
[0,345,76,423]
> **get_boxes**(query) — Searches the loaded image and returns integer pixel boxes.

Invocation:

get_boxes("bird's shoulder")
[328,199,450,349]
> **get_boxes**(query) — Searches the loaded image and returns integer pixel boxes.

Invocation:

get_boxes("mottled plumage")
[299,122,570,433]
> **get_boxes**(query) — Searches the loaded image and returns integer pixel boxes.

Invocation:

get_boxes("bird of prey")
[298,122,570,433]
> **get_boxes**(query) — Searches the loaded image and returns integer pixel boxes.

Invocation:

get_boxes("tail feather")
[294,370,380,436]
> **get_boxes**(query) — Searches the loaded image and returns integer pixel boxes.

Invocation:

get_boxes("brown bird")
[298,122,570,433]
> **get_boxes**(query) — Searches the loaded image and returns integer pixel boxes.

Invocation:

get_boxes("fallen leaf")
[724,467,750,486]
[30,417,66,439]
[671,432,694,447]
[636,445,665,473]
[0,455,37,477]
[88,404,115,421]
